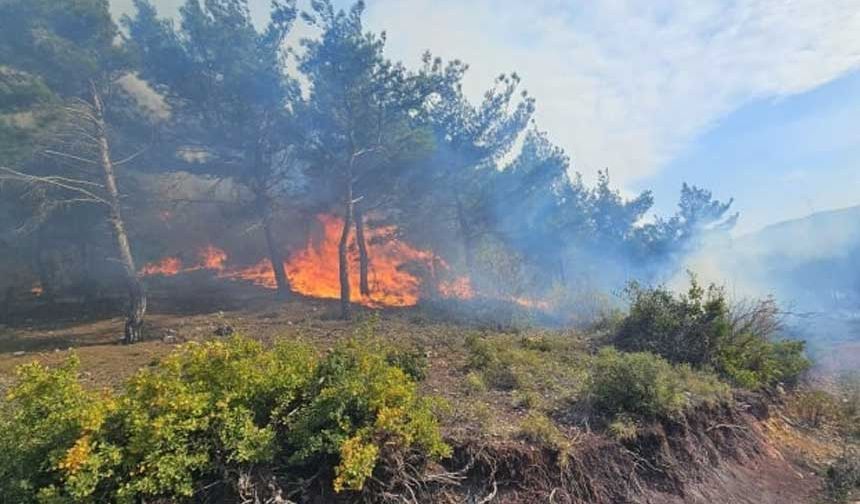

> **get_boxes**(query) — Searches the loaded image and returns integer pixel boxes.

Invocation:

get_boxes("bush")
[517,412,567,453]
[616,278,728,366]
[0,336,449,503]
[615,278,810,389]
[826,450,860,502]
[607,415,638,442]
[464,332,588,401]
[787,390,843,429]
[286,338,450,492]
[0,356,111,503]
[586,347,729,420]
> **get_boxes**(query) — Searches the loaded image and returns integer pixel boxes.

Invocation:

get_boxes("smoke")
[673,205,860,371]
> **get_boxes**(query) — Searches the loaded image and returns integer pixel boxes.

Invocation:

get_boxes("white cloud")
[111,0,860,188]
[360,0,860,186]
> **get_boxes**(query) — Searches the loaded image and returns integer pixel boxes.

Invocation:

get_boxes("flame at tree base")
[140,213,475,308]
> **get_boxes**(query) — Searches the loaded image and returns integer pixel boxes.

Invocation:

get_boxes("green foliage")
[716,337,810,389]
[825,450,860,502]
[616,278,809,389]
[285,337,450,492]
[385,345,429,382]
[587,347,729,420]
[0,355,110,503]
[463,371,487,395]
[616,277,729,366]
[517,412,567,453]
[607,415,639,442]
[464,332,588,401]
[0,335,449,502]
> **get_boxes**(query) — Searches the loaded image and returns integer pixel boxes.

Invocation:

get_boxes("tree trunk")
[455,193,475,276]
[90,82,146,344]
[1,286,13,324]
[258,194,290,299]
[339,178,354,320]
[354,205,370,297]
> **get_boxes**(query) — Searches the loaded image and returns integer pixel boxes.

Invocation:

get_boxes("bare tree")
[0,85,148,343]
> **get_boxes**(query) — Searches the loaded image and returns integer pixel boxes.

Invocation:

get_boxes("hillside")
[0,283,853,503]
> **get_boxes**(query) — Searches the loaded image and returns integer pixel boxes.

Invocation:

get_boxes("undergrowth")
[0,334,449,503]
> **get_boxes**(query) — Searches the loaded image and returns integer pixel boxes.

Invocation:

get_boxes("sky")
[109,0,860,234]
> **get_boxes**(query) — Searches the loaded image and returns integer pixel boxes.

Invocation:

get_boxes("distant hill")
[733,205,860,310]
[729,206,860,367]
[740,205,860,263]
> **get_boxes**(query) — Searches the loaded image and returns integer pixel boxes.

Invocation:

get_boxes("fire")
[510,296,550,311]
[198,245,227,270]
[140,213,551,310]
[438,276,474,299]
[140,256,182,276]
[30,283,43,297]
[286,214,435,306]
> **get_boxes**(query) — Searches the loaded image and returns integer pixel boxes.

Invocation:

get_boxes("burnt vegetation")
[0,1,856,503]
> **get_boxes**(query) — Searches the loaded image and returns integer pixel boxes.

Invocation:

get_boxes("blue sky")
[110,0,860,233]
[644,69,860,234]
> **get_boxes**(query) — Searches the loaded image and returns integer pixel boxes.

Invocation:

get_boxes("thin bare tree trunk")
[354,205,370,297]
[90,82,146,344]
[339,176,354,320]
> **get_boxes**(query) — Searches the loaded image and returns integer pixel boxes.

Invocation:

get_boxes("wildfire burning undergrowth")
[140,214,476,308]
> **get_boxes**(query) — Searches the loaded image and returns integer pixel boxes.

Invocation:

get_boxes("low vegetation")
[0,335,449,503]
[616,278,810,390]
[0,278,840,502]
[586,347,730,421]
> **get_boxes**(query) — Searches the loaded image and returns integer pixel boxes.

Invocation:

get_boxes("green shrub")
[826,450,860,502]
[285,337,450,492]
[0,355,112,503]
[615,278,809,389]
[0,335,449,502]
[463,371,487,394]
[587,347,729,420]
[607,415,638,442]
[517,412,567,453]
[715,335,809,389]
[464,332,588,401]
[385,345,428,382]
[616,278,729,366]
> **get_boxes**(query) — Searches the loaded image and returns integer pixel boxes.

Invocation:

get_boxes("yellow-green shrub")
[285,338,450,492]
[0,356,112,503]
[0,335,449,503]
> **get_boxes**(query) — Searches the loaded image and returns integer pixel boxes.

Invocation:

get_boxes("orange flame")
[286,214,436,307]
[438,276,475,299]
[140,213,546,309]
[140,256,182,276]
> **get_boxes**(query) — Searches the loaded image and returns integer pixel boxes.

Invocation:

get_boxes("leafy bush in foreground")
[0,336,449,503]
[586,347,729,420]
[615,278,809,389]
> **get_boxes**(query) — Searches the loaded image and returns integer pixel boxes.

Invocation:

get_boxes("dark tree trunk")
[339,178,354,320]
[455,193,475,276]
[91,82,146,344]
[258,194,290,299]
[251,120,291,299]
[1,286,13,324]
[354,205,370,297]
